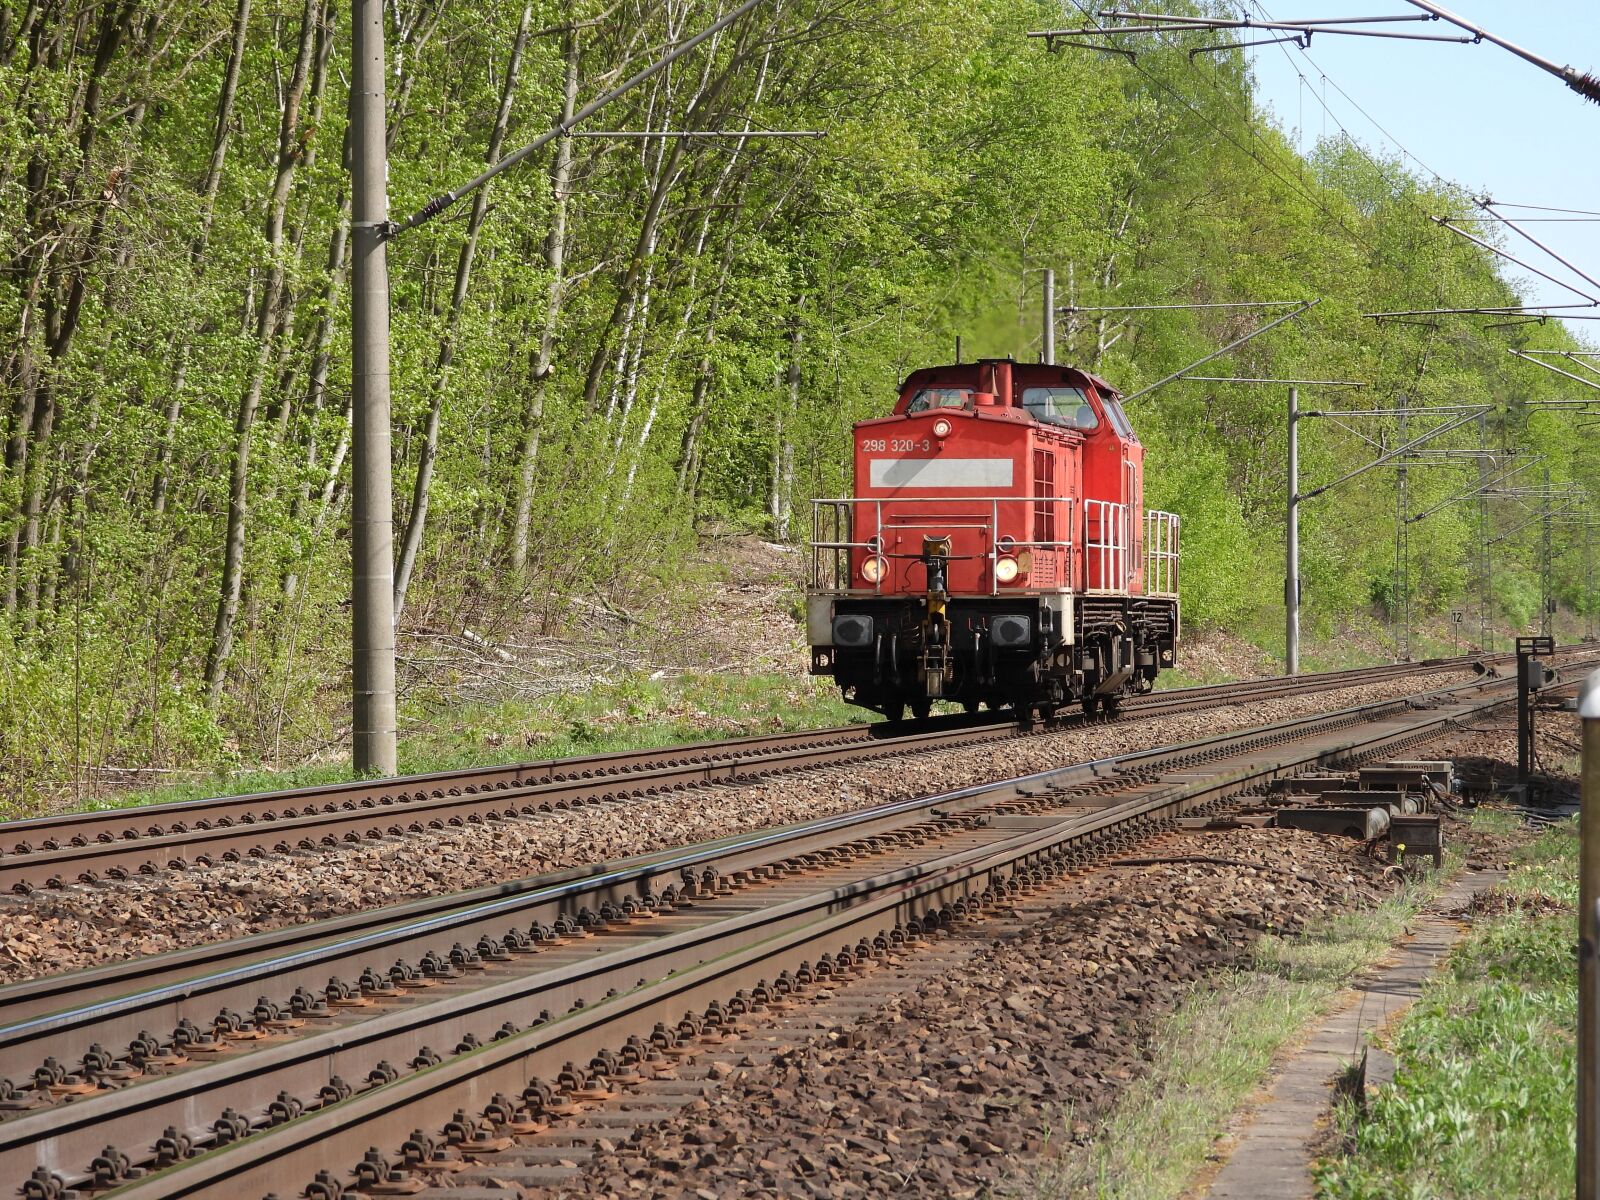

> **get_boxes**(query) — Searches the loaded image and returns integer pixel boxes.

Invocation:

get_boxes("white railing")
[1146,510,1180,597]
[810,496,1075,596]
[1084,498,1129,591]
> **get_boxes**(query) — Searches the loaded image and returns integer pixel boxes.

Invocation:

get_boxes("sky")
[1238,1,1599,339]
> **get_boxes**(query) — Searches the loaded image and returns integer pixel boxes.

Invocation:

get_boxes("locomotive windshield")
[1103,395,1136,440]
[906,387,974,413]
[1022,386,1098,430]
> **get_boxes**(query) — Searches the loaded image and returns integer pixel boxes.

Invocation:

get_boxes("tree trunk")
[674,204,754,502]
[282,194,350,605]
[17,379,56,628]
[195,0,251,258]
[386,0,449,152]
[205,0,321,704]
[392,4,530,623]
[580,135,688,413]
[509,26,577,575]
[3,288,41,614]
[268,0,335,436]
[769,304,802,541]
[14,0,134,628]
[152,0,256,515]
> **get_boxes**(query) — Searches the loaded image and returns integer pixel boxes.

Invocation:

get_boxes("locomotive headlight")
[932,418,953,439]
[995,555,1021,584]
[861,555,888,584]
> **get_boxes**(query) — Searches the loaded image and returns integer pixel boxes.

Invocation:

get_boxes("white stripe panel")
[868,457,1014,489]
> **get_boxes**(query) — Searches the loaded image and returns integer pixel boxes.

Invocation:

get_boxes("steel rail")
[0,655,1506,897]
[0,656,1507,1026]
[0,724,896,845]
[0,654,1498,1101]
[5,664,1585,1194]
[5,652,1495,839]
[0,722,1029,894]
[76,667,1577,1200]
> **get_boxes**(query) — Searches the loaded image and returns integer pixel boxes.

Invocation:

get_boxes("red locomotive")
[807,358,1180,720]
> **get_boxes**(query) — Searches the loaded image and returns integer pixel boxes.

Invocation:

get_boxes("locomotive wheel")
[1081,695,1101,719]
[1102,694,1124,718]
[883,701,906,723]
[911,698,933,722]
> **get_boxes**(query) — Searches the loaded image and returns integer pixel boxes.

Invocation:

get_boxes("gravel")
[0,672,1475,986]
[538,827,1397,1199]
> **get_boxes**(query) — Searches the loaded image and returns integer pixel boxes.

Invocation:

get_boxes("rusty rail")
[5,663,1587,1198]
[0,654,1510,896]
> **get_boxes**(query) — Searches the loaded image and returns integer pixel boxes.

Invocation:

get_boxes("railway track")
[0,654,1503,896]
[2,659,1580,1200]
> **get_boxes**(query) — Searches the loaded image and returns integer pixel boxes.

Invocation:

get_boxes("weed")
[18,670,867,818]
[1011,872,1453,1199]
[1316,823,1577,1200]
[1468,807,1525,838]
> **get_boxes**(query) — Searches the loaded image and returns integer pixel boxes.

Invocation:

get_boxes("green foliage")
[41,667,863,818]
[0,0,1594,801]
[1318,825,1579,1200]
[1497,567,1545,633]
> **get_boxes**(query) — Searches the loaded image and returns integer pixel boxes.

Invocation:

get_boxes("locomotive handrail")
[813,495,1180,602]
[809,495,1077,596]
[1146,509,1181,598]
[1084,498,1129,592]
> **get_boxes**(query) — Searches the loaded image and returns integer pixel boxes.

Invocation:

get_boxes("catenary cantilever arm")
[388,0,771,238]
[1509,348,1600,392]
[1299,407,1487,503]
[1407,455,1542,524]
[1121,299,1318,403]
[1433,217,1600,304]
[1401,0,1600,102]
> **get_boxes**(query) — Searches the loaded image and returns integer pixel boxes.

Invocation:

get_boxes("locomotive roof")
[898,358,1120,397]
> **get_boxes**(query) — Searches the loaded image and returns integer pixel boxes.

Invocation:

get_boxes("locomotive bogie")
[808,592,1175,719]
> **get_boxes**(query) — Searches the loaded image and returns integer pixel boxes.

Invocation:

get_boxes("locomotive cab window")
[906,387,974,414]
[1022,386,1098,431]
[1102,395,1136,440]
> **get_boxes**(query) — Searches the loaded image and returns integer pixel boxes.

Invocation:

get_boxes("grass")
[1010,866,1458,1200]
[19,601,1541,819]
[1465,806,1526,838]
[18,670,868,818]
[1315,819,1579,1200]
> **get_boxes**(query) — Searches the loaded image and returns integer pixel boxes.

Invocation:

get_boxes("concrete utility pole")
[350,0,398,776]
[1286,385,1300,675]
[340,0,787,775]
[1588,521,1596,641]
[1477,417,1492,652]
[1042,269,1056,365]
[1158,374,1367,678]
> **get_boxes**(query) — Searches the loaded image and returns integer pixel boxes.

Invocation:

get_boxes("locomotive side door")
[1124,455,1139,592]
[1102,393,1144,592]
